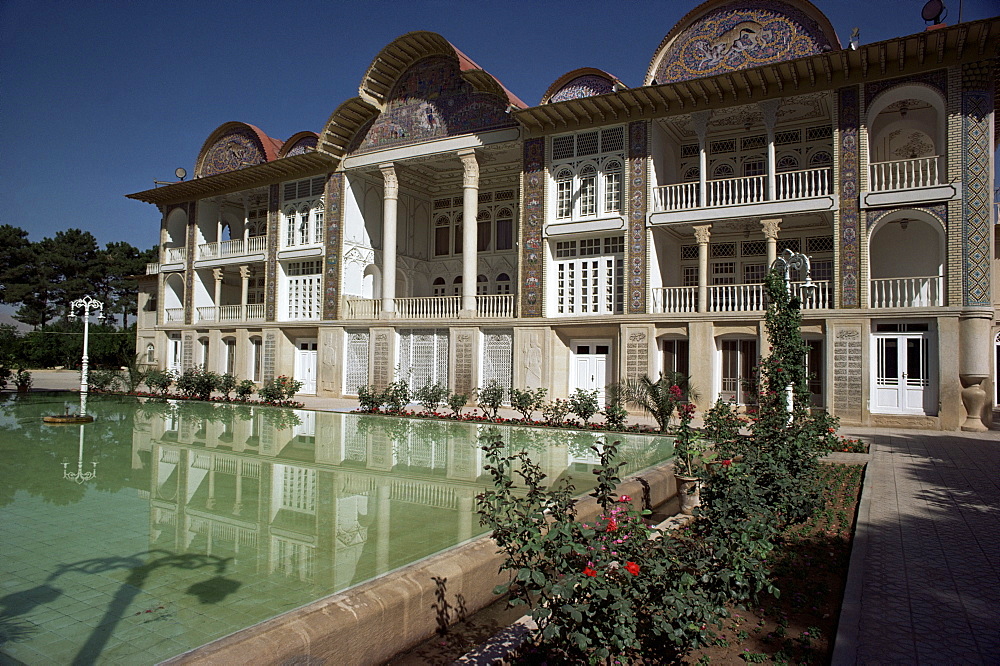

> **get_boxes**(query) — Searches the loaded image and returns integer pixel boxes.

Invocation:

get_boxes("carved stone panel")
[831,325,863,421]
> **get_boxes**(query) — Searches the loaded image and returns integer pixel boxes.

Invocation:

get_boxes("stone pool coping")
[161,460,680,666]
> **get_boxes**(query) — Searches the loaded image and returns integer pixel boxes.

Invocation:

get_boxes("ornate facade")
[130,1,1000,431]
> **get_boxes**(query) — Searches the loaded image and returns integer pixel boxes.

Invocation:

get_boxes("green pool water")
[0,392,673,664]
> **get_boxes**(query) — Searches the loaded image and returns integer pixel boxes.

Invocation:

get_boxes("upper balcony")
[197,236,268,262]
[341,294,516,320]
[650,280,831,314]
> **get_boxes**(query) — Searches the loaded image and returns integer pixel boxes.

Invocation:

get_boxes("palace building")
[128,0,999,431]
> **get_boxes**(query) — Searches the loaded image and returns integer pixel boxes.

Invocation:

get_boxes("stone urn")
[675,474,700,515]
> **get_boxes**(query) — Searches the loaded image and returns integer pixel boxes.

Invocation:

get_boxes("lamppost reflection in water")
[62,420,97,485]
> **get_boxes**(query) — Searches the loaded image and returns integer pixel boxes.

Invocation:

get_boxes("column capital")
[693,224,712,245]
[379,163,398,199]
[212,267,224,281]
[239,265,251,280]
[760,218,781,240]
[691,111,711,139]
[759,99,781,131]
[458,149,479,188]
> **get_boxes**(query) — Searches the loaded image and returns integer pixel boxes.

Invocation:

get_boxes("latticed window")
[776,155,800,172]
[806,236,834,253]
[777,238,801,253]
[435,216,450,256]
[720,339,758,404]
[712,261,736,284]
[680,244,699,260]
[579,165,597,216]
[280,466,316,513]
[682,266,699,286]
[744,263,767,283]
[554,235,624,315]
[711,242,736,258]
[398,329,448,391]
[743,159,765,177]
[481,330,513,397]
[344,331,370,395]
[556,170,573,219]
[809,151,832,167]
[741,240,767,257]
[811,260,834,282]
[285,260,322,320]
[604,161,622,212]
[477,210,491,251]
[713,163,735,178]
[314,209,324,243]
[495,208,513,250]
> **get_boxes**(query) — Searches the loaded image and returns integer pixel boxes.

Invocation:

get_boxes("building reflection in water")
[131,400,672,596]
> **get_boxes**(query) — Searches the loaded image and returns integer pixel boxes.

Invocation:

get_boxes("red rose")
[625,562,640,576]
[619,495,631,503]
[583,566,597,577]
[607,519,618,532]
[722,459,732,467]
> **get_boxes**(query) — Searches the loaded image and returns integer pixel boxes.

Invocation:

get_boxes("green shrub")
[569,388,600,424]
[15,369,31,391]
[87,367,121,392]
[541,397,570,425]
[382,378,410,413]
[217,373,238,399]
[146,369,174,395]
[703,397,746,459]
[414,381,448,413]
[259,375,301,404]
[602,383,628,430]
[447,392,468,417]
[235,379,256,401]
[476,379,506,419]
[357,384,382,412]
[510,386,547,421]
[175,368,219,401]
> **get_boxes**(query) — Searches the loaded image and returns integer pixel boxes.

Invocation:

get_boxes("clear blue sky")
[2,0,997,251]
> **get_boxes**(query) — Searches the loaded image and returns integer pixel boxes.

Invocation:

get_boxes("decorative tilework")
[352,56,516,155]
[183,201,196,325]
[864,70,947,107]
[654,0,832,84]
[323,173,344,320]
[284,136,317,156]
[549,75,616,103]
[961,88,992,307]
[627,121,648,314]
[837,86,860,308]
[200,128,267,176]
[865,205,947,231]
[520,138,544,317]
[265,184,279,321]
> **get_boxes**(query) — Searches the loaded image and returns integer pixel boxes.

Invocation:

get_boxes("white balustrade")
[164,247,187,264]
[396,296,460,319]
[247,235,267,252]
[870,276,943,308]
[776,168,832,200]
[343,298,381,319]
[709,284,766,312]
[476,294,515,318]
[869,156,940,192]
[218,305,243,322]
[195,237,267,260]
[165,308,184,322]
[146,263,160,275]
[245,303,265,320]
[650,287,698,313]
[707,174,766,207]
[196,306,218,322]
[652,182,699,212]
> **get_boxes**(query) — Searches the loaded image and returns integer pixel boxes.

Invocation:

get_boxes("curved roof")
[540,68,627,105]
[318,31,526,158]
[645,0,840,86]
[278,131,319,158]
[194,122,283,178]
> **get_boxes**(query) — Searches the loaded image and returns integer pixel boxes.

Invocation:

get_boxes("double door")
[571,340,610,401]
[295,339,318,395]
[873,333,935,414]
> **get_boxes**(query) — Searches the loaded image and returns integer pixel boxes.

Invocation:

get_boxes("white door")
[295,339,318,394]
[168,335,182,373]
[872,333,935,414]
[571,340,610,401]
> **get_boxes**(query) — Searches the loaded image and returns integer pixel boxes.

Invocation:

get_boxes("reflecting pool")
[0,393,673,664]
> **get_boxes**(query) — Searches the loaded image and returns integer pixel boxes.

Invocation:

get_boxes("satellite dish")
[175,167,187,180]
[921,0,946,24]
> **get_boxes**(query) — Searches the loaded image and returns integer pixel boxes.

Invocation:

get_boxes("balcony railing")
[197,236,267,260]
[651,281,830,313]
[652,168,831,212]
[650,287,698,313]
[195,304,268,322]
[870,276,942,308]
[869,156,940,192]
[165,308,184,322]
[146,263,160,275]
[163,247,187,264]
[342,294,516,320]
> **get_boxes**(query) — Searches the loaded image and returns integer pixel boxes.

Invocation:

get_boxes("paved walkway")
[834,426,1000,665]
[23,371,1000,663]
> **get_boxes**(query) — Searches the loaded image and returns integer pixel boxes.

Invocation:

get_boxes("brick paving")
[834,427,1000,665]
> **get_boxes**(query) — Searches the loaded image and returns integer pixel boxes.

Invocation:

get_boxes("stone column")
[692,111,710,207]
[458,149,479,314]
[761,218,781,268]
[379,164,398,314]
[760,100,781,201]
[239,265,250,319]
[959,311,991,432]
[694,224,711,313]
[212,267,223,320]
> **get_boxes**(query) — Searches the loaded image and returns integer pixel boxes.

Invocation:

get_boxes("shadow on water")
[1,549,239,665]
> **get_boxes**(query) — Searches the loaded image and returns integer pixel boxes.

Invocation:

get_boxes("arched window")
[435,215,450,256]
[284,207,297,246]
[556,168,573,219]
[454,212,463,255]
[683,166,700,182]
[452,275,462,296]
[298,206,310,245]
[433,277,446,296]
[776,155,800,173]
[314,208,324,243]
[809,151,832,167]
[495,208,514,251]
[713,163,735,178]
[145,343,155,364]
[477,274,489,295]
[603,160,622,213]
[496,273,511,295]
[477,210,491,252]
[579,164,597,216]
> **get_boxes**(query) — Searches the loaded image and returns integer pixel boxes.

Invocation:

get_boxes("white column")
[380,164,398,314]
[760,100,781,201]
[213,267,223,311]
[240,265,250,319]
[694,224,711,313]
[692,112,710,207]
[761,218,781,268]
[458,149,479,314]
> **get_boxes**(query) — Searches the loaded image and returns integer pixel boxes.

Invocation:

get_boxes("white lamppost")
[770,249,816,419]
[68,295,105,396]
[62,424,97,484]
